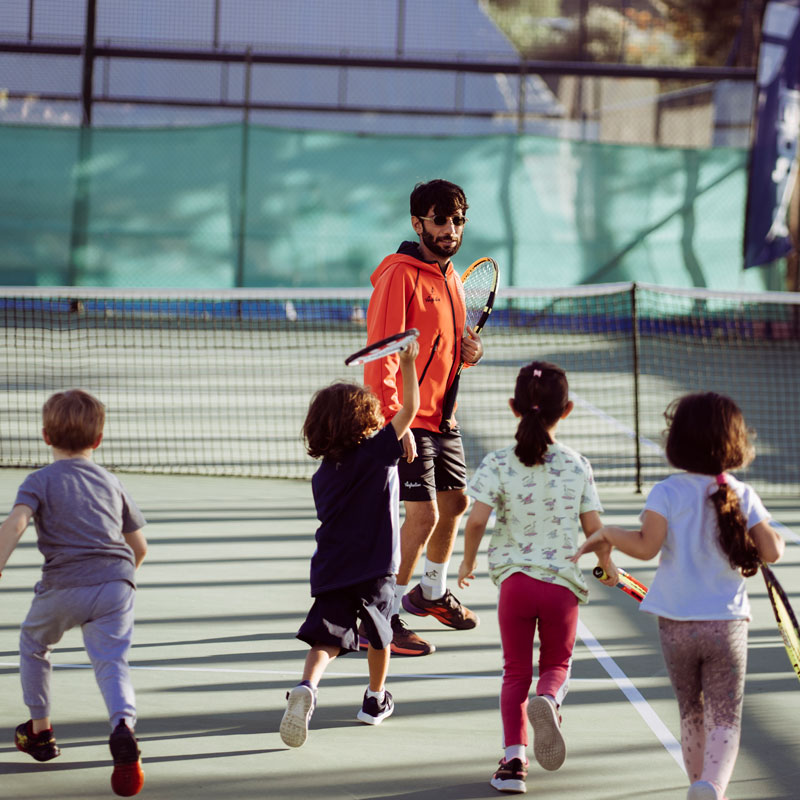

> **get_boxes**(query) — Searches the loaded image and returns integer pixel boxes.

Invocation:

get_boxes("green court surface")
[0,472,798,799]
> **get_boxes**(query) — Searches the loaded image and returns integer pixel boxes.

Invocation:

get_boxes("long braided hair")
[664,392,759,576]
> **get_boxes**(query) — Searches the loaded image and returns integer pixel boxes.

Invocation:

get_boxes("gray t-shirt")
[15,458,146,589]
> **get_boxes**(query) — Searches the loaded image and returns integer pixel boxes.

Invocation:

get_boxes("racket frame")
[761,563,800,684]
[440,257,499,432]
[345,327,419,366]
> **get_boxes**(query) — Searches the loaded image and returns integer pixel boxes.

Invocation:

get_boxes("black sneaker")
[402,584,480,630]
[490,757,528,793]
[109,720,144,796]
[356,689,394,725]
[14,720,60,762]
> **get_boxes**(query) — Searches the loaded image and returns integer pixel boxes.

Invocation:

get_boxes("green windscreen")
[0,123,776,292]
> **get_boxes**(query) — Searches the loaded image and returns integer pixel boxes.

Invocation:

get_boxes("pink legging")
[497,571,579,747]
[658,617,747,795]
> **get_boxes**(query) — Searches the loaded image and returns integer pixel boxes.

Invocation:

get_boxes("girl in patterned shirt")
[458,361,618,794]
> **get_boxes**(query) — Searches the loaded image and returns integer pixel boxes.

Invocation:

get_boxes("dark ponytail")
[512,362,569,467]
[711,480,760,577]
[664,392,759,576]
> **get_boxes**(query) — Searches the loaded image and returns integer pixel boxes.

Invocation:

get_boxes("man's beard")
[420,225,461,259]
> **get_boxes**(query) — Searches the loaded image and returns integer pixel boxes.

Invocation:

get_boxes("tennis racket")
[761,564,800,684]
[593,566,649,603]
[439,257,499,433]
[344,328,419,366]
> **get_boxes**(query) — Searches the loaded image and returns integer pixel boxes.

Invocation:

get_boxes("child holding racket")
[457,362,618,794]
[280,338,420,748]
[572,392,785,800]
[0,389,147,797]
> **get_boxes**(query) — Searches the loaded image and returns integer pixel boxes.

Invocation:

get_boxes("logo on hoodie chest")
[424,287,442,304]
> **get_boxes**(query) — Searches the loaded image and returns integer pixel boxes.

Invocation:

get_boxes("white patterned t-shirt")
[467,441,603,603]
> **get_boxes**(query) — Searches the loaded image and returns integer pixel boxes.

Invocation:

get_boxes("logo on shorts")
[404,481,422,488]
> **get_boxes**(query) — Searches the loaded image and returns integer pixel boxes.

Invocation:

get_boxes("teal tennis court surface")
[1,472,798,799]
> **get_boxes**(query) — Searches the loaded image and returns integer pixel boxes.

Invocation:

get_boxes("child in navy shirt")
[280,339,419,747]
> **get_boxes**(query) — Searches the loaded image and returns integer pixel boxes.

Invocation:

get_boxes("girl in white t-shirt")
[458,361,618,794]
[573,392,784,800]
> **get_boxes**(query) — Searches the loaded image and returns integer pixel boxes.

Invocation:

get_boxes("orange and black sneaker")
[389,614,435,656]
[109,720,144,797]
[402,584,480,630]
[357,615,435,656]
[15,720,60,762]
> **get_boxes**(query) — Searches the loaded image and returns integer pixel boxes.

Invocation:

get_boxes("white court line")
[0,661,604,682]
[570,391,664,454]
[577,619,686,774]
[774,520,800,545]
[2,636,686,776]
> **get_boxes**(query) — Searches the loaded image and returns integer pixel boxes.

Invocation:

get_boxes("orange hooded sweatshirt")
[365,242,466,433]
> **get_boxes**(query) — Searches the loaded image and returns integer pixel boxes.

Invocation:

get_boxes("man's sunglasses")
[417,214,468,227]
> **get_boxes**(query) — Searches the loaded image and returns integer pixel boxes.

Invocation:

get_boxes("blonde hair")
[42,389,105,452]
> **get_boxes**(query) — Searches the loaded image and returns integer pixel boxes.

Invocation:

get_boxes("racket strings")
[462,264,496,330]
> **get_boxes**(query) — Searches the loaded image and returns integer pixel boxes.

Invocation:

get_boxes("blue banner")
[744,0,800,268]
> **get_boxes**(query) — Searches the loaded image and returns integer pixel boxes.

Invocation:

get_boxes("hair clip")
[715,473,727,486]
[531,405,540,412]
[533,369,542,377]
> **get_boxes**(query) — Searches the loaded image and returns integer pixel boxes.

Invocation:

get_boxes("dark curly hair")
[302,382,383,462]
[409,179,468,218]
[511,361,569,467]
[664,392,759,576]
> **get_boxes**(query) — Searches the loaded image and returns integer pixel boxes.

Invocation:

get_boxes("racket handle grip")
[593,566,609,580]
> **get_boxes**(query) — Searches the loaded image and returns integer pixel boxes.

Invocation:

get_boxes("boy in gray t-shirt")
[0,389,148,797]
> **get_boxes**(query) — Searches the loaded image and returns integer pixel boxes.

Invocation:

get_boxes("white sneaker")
[279,684,316,747]
[527,695,565,771]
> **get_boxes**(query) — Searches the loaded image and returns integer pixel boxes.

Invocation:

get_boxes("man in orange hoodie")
[363,179,483,656]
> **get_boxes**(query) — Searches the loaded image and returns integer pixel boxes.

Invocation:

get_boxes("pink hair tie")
[533,369,542,377]
[715,473,727,486]
[531,405,540,413]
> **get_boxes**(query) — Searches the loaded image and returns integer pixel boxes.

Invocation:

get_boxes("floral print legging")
[658,617,748,795]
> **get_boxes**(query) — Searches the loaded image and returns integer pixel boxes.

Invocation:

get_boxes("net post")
[631,282,642,493]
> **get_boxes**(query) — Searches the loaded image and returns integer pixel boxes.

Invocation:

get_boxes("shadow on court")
[0,472,797,799]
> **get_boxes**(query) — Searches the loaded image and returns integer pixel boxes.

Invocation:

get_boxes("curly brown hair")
[664,392,759,576]
[302,382,384,462]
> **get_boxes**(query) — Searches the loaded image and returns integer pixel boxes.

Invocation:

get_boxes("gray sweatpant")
[20,580,137,728]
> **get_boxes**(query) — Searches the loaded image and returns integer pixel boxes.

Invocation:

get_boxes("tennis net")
[2,283,798,495]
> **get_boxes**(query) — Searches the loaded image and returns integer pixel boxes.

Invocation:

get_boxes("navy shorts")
[296,575,395,653]
[398,428,467,502]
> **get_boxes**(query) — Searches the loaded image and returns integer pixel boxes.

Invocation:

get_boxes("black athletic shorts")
[296,574,395,653]
[398,427,468,502]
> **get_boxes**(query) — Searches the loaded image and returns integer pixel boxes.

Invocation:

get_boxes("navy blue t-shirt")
[309,424,402,596]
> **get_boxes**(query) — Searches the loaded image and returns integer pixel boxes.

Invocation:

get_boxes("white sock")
[505,744,527,763]
[393,583,407,617]
[366,687,385,702]
[421,558,448,600]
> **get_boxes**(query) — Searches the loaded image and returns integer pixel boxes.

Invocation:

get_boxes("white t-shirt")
[640,472,770,621]
[467,441,603,603]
